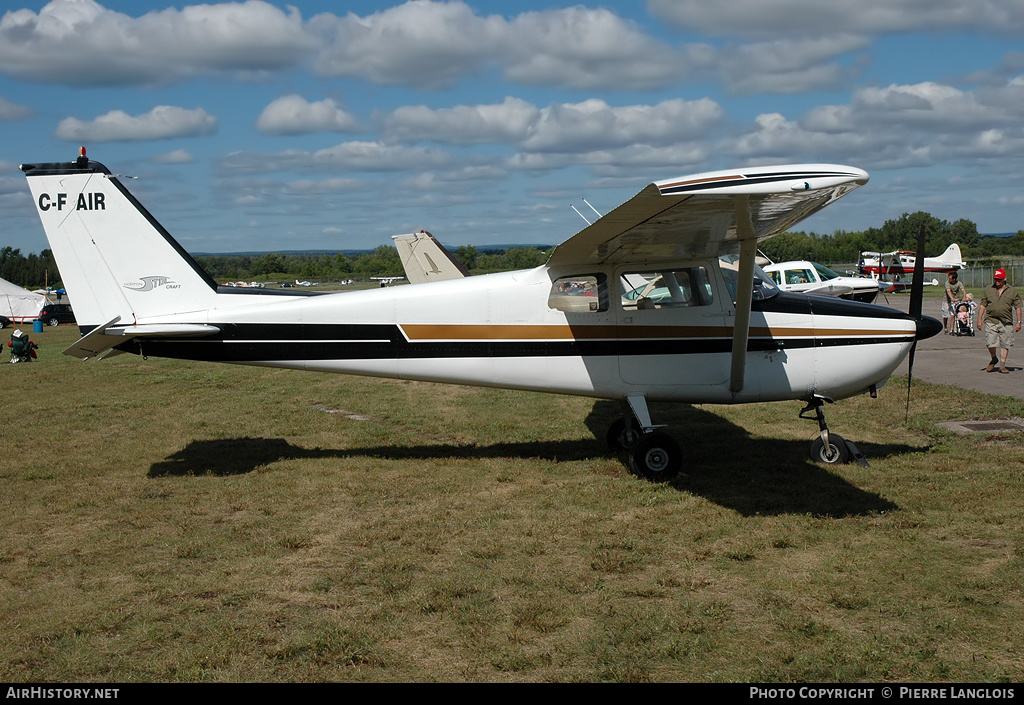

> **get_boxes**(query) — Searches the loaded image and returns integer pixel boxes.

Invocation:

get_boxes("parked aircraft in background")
[763,260,882,303]
[859,244,964,278]
[22,151,941,479]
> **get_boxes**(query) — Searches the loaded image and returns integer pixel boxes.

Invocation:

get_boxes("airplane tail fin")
[392,231,469,284]
[936,243,964,266]
[21,155,220,328]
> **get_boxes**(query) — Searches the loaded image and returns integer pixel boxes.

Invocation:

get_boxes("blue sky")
[2,0,1024,255]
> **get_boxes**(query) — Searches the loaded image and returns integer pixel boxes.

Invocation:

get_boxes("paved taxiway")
[874,293,1022,400]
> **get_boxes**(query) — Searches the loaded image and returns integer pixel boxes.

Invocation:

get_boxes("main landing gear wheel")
[606,417,642,452]
[809,434,851,465]
[628,431,682,482]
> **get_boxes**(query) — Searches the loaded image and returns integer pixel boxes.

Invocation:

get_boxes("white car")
[763,260,881,303]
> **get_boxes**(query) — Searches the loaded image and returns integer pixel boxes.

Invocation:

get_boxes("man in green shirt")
[943,271,965,334]
[977,268,1023,373]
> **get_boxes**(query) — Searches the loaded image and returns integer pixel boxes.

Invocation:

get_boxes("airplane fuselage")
[120,260,917,405]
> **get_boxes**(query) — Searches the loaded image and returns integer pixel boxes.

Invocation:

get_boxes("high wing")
[547,164,869,393]
[546,165,869,268]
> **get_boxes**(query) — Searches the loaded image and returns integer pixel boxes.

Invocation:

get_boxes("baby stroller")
[953,302,975,337]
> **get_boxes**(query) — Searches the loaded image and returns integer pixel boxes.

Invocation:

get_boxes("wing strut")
[729,198,756,393]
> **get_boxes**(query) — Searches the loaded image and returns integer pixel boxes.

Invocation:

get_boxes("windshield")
[719,255,779,303]
[812,262,841,281]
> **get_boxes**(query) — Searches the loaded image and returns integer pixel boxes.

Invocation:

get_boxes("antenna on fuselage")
[571,204,591,225]
[572,198,603,226]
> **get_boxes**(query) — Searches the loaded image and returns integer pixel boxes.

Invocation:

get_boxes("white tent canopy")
[0,276,45,321]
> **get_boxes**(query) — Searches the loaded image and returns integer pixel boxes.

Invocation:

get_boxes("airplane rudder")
[23,158,219,321]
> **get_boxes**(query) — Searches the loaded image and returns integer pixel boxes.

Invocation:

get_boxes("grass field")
[2,324,1022,682]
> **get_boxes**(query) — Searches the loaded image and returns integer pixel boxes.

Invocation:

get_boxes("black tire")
[810,434,851,464]
[606,418,642,452]
[47,317,59,326]
[628,431,682,481]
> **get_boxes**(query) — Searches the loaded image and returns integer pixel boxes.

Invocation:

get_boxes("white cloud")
[256,95,360,136]
[152,149,194,164]
[0,96,32,120]
[0,0,311,86]
[309,0,505,89]
[285,178,364,195]
[219,141,453,174]
[521,98,723,153]
[503,6,704,90]
[383,97,539,145]
[727,76,1024,169]
[55,106,217,142]
[383,97,724,153]
[646,0,1024,38]
[717,35,869,94]
[310,1,696,91]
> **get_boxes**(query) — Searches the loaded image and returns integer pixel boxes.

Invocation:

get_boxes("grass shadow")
[585,400,911,518]
[147,436,604,478]
[151,399,920,518]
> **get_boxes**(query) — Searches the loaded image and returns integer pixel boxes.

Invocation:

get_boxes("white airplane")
[859,243,964,278]
[21,152,941,478]
[392,231,469,284]
[762,260,882,303]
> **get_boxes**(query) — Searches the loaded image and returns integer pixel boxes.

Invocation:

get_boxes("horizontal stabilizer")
[107,323,221,338]
[64,319,220,360]
[63,317,123,360]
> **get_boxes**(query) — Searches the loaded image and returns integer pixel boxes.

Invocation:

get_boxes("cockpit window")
[719,255,779,303]
[549,274,608,312]
[813,262,841,281]
[620,267,713,310]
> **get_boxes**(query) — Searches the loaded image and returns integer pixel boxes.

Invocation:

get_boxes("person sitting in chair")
[8,329,39,362]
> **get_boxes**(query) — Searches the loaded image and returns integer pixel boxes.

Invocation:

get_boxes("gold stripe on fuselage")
[400,324,911,342]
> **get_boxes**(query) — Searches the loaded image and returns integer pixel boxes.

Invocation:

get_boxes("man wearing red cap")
[977,268,1022,373]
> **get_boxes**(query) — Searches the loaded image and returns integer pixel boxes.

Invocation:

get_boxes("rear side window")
[620,268,713,310]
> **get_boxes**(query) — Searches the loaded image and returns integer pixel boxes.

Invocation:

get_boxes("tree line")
[2,212,1021,289]
[0,246,59,289]
[758,212,1023,265]
[196,244,551,284]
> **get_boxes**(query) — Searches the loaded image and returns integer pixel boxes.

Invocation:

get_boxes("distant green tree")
[353,245,403,276]
[252,253,287,277]
[502,247,547,270]
[332,253,353,275]
[455,245,478,271]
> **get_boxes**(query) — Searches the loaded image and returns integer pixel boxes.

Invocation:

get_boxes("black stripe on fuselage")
[119,322,913,364]
[753,290,911,320]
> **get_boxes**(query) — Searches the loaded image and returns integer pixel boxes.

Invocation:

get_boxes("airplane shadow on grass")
[149,401,918,517]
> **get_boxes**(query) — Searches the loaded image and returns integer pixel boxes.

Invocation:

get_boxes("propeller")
[905,224,927,422]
